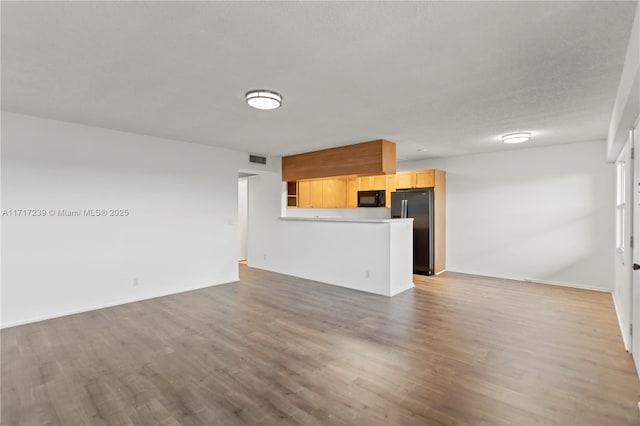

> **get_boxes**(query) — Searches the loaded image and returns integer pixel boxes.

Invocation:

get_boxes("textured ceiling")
[1,1,637,160]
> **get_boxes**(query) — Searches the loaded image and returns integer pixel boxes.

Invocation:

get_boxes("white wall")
[607,3,639,161]
[238,177,248,261]
[247,172,287,269]
[1,112,245,327]
[399,140,615,291]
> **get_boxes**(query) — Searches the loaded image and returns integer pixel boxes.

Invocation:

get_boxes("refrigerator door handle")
[401,199,408,218]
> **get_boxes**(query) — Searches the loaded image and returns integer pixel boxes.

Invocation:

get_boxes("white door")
[615,137,633,351]
[632,121,640,377]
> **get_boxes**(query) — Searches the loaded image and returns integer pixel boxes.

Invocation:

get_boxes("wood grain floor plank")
[2,266,639,425]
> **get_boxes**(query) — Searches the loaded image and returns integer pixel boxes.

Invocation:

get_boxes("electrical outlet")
[365,270,370,279]
[133,277,139,287]
[263,254,267,260]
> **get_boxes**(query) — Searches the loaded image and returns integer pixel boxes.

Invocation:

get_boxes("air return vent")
[249,154,267,165]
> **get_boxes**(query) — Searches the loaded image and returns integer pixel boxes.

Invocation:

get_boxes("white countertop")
[279,217,413,224]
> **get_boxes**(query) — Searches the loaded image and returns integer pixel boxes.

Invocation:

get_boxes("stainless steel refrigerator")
[391,189,435,275]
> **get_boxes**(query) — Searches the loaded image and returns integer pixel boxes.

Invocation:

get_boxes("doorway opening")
[238,173,253,264]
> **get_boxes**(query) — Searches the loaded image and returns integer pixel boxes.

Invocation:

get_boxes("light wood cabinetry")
[385,175,397,208]
[433,170,446,274]
[357,175,386,191]
[286,181,298,207]
[334,177,347,208]
[293,169,440,209]
[358,176,371,191]
[311,180,324,208]
[346,177,358,208]
[321,177,348,208]
[298,180,311,208]
[282,139,396,181]
[322,179,336,208]
[295,177,348,208]
[395,171,414,190]
[396,169,434,189]
[415,170,435,188]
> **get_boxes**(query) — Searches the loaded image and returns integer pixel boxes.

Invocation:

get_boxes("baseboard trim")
[389,282,415,297]
[1,279,238,329]
[612,293,631,351]
[444,269,612,293]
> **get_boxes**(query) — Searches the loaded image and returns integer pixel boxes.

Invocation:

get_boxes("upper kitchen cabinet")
[297,177,347,208]
[290,169,444,209]
[310,179,324,208]
[297,180,311,208]
[286,181,298,207]
[358,175,386,191]
[346,177,358,208]
[396,169,435,189]
[385,175,397,208]
[321,177,348,208]
[282,139,396,181]
[334,177,347,208]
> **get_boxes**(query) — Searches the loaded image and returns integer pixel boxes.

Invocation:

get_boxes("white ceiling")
[2,1,637,161]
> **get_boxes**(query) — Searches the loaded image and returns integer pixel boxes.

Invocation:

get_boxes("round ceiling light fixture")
[502,132,531,144]
[245,90,282,110]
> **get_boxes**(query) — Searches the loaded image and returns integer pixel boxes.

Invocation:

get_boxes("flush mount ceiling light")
[245,90,282,110]
[502,132,531,144]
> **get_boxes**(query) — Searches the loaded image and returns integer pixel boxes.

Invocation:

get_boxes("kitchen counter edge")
[279,217,414,224]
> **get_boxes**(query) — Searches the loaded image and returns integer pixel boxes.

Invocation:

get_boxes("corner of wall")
[607,4,640,161]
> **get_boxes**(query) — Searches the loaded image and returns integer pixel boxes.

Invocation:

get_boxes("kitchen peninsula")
[277,216,414,296]
[270,139,445,297]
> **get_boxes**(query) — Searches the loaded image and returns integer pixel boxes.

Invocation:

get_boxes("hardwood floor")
[2,266,639,425]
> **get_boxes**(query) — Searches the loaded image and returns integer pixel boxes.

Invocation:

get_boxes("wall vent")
[249,154,267,165]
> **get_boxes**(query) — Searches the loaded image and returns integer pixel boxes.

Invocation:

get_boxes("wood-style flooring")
[2,265,639,425]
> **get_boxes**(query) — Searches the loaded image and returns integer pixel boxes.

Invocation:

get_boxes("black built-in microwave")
[357,190,386,207]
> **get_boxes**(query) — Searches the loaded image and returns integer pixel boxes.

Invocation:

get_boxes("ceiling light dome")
[246,90,282,110]
[502,132,531,144]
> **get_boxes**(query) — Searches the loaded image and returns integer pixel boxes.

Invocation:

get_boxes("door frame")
[632,117,640,377]
[615,135,634,352]
[238,176,249,262]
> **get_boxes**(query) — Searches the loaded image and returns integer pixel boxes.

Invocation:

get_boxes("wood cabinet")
[396,169,434,189]
[334,177,347,208]
[346,177,358,208]
[415,170,435,188]
[433,170,446,275]
[296,177,348,208]
[298,180,311,208]
[358,176,371,191]
[282,139,396,181]
[294,169,439,209]
[395,171,414,190]
[286,181,298,207]
[322,178,347,208]
[385,175,397,208]
[310,180,324,208]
